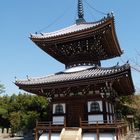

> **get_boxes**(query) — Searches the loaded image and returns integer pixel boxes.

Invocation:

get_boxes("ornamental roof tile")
[15,63,130,86]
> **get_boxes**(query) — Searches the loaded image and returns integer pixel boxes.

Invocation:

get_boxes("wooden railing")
[34,119,128,140]
[34,120,66,140]
[35,119,127,131]
[35,118,66,131]
[80,119,128,140]
[80,119,127,129]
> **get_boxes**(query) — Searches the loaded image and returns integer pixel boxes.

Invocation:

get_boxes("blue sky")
[0,0,140,95]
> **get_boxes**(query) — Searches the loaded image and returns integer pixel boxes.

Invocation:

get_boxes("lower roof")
[15,63,134,96]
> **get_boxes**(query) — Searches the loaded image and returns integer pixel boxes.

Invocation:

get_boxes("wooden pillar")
[107,102,111,123]
[64,116,66,128]
[122,127,124,138]
[115,128,119,140]
[118,128,120,140]
[48,130,51,140]
[48,122,51,140]
[96,121,99,140]
[35,120,38,140]
[103,100,107,123]
[79,117,82,128]
[35,129,38,140]
[125,126,127,135]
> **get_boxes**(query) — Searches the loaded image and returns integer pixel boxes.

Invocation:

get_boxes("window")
[55,104,64,114]
[90,102,100,112]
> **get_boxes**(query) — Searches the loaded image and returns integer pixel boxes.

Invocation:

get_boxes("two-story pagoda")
[15,0,134,140]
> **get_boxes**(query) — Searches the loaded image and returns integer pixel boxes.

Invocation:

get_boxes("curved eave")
[29,17,122,65]
[30,17,119,43]
[110,17,122,57]
[30,18,108,41]
[15,64,134,96]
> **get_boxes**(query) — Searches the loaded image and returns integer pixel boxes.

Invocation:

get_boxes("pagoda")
[15,0,134,140]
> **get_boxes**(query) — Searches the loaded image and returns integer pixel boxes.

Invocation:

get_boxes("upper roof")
[15,63,135,96]
[30,21,103,39]
[30,14,122,67]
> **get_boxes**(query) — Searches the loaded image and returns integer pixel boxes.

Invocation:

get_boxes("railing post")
[48,122,51,140]
[115,127,119,140]
[35,129,38,140]
[96,121,99,140]
[34,120,38,140]
[64,116,66,128]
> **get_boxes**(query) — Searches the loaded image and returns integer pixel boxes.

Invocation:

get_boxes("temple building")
[15,0,135,140]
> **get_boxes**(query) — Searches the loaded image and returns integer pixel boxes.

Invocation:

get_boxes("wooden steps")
[60,127,82,140]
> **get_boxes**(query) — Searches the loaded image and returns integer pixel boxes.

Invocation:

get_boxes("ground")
[127,131,140,140]
[0,136,33,140]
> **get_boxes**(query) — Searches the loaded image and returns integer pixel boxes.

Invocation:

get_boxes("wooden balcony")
[80,120,127,130]
[35,121,66,131]
[34,119,128,140]
[35,119,127,131]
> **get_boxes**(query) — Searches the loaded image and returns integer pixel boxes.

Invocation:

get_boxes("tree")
[0,83,5,94]
[0,93,49,134]
[119,95,140,128]
[0,95,10,128]
[129,95,140,127]
[21,111,39,131]
[9,112,21,134]
[120,50,140,73]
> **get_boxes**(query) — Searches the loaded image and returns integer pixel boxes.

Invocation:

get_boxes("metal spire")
[78,0,84,19]
[76,0,86,24]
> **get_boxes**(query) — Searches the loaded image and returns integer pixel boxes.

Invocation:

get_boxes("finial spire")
[78,0,84,19]
[76,0,86,24]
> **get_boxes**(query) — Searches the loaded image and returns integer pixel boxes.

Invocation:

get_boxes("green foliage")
[119,95,140,127]
[119,95,136,116]
[0,93,48,133]
[21,111,39,130]
[0,83,5,94]
[9,112,21,133]
[0,108,8,119]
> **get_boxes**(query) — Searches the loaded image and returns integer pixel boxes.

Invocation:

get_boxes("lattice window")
[90,102,100,112]
[55,104,64,114]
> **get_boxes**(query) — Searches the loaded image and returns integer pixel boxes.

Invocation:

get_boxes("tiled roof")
[15,64,130,86]
[30,16,113,39]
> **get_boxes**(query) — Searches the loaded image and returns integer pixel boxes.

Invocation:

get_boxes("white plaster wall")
[88,114,103,124]
[82,133,96,140]
[39,133,60,140]
[51,133,60,140]
[53,116,64,124]
[53,103,66,114]
[82,133,116,140]
[87,101,102,112]
[100,133,116,140]
[39,133,116,140]
[39,133,48,140]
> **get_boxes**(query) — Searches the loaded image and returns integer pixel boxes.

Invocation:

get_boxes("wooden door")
[67,102,84,127]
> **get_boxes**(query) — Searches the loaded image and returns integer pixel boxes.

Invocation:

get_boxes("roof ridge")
[94,63,130,70]
[30,16,113,39]
[15,63,130,83]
